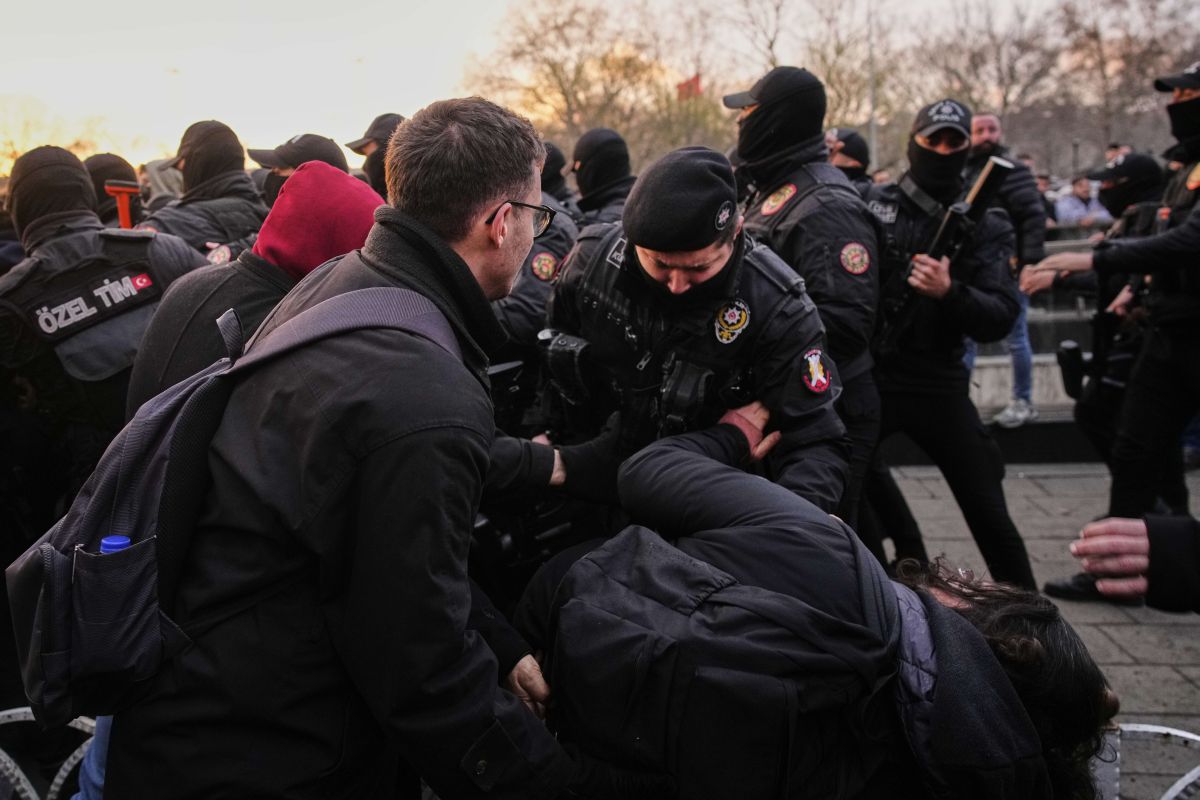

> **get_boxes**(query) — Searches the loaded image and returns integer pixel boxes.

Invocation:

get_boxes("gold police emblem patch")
[761,184,797,216]
[714,299,751,344]
[531,252,559,282]
[840,242,870,275]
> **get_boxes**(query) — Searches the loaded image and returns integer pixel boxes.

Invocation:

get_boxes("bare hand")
[719,401,782,462]
[1019,266,1056,296]
[1106,284,1135,317]
[532,433,552,445]
[907,254,952,298]
[506,654,550,719]
[1030,251,1093,275]
[1069,518,1150,598]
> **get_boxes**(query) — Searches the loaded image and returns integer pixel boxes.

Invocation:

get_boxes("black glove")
[557,413,623,504]
[560,747,676,800]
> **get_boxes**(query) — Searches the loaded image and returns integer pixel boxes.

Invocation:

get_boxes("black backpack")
[5,287,460,727]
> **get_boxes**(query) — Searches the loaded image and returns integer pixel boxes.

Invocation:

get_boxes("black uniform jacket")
[137,170,267,258]
[964,146,1046,267]
[1093,150,1200,329]
[0,211,203,492]
[865,177,1019,394]
[105,207,571,800]
[743,160,882,379]
[549,223,848,512]
[576,175,635,226]
[1144,514,1200,614]
[493,192,579,348]
[531,427,1053,799]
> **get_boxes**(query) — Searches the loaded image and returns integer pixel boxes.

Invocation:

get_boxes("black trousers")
[876,388,1036,590]
[1109,327,1200,517]
[835,369,882,529]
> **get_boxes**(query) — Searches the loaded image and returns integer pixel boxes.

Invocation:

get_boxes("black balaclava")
[83,153,139,223]
[572,128,631,199]
[907,137,969,204]
[735,74,826,169]
[363,147,387,198]
[1097,158,1166,219]
[174,120,245,193]
[262,172,288,207]
[8,146,98,241]
[542,142,568,197]
[1167,96,1200,149]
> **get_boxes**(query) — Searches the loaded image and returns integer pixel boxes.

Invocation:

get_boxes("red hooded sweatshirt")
[252,160,382,281]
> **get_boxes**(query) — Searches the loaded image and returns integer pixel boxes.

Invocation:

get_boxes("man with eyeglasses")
[102,97,671,800]
[861,99,1036,591]
[545,146,849,513]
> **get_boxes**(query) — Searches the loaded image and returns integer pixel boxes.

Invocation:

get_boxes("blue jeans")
[72,715,110,800]
[963,292,1033,402]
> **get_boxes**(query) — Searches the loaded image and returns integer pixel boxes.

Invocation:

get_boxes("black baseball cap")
[833,128,870,166]
[1154,61,1200,92]
[248,134,349,172]
[723,66,824,110]
[912,99,972,139]
[345,113,405,154]
[623,146,738,252]
[1087,152,1163,183]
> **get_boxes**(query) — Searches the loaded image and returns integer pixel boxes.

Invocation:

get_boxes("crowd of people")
[0,57,1198,800]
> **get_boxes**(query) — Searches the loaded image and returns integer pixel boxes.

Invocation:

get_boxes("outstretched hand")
[1069,517,1150,598]
[719,401,782,462]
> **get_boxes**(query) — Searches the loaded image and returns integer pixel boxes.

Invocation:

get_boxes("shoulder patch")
[867,200,897,224]
[1187,163,1200,191]
[714,299,751,344]
[206,244,232,265]
[802,348,831,393]
[606,235,627,269]
[99,227,156,240]
[839,242,871,275]
[530,251,559,282]
[761,184,797,216]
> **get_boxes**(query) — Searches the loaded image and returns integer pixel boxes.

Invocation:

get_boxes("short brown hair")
[385,97,544,243]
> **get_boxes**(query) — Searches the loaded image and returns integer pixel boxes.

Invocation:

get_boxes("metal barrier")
[1095,723,1200,800]
[0,709,94,800]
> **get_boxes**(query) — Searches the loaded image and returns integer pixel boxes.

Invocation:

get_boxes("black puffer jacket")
[964,145,1045,267]
[137,170,267,259]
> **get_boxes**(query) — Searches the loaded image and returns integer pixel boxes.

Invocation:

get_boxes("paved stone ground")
[894,462,1200,799]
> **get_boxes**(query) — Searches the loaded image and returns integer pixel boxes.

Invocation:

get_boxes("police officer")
[828,127,873,196]
[344,112,404,198]
[571,128,636,225]
[248,133,350,206]
[137,120,268,264]
[541,142,582,220]
[84,153,142,228]
[1028,63,1200,598]
[727,67,881,527]
[546,146,849,512]
[864,100,1036,590]
[0,146,205,527]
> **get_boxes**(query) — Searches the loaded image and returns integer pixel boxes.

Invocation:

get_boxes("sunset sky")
[2,0,514,172]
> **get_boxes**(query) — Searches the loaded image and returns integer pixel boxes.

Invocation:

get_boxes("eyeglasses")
[915,129,969,152]
[484,200,556,239]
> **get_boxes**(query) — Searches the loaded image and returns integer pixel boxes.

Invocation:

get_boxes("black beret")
[623,146,738,252]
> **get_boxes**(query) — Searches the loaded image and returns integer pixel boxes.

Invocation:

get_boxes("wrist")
[550,449,566,486]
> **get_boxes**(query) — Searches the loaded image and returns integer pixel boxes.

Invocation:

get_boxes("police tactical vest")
[1147,158,1200,324]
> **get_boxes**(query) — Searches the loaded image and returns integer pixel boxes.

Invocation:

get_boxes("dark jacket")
[137,170,267,259]
[865,176,1019,394]
[527,426,1052,799]
[1144,514,1200,614]
[124,251,296,415]
[743,160,882,378]
[964,145,1046,267]
[0,210,204,502]
[576,176,636,226]
[1092,153,1200,329]
[548,223,848,512]
[105,207,571,800]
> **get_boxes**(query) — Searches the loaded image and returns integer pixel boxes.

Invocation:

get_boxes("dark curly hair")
[896,559,1120,800]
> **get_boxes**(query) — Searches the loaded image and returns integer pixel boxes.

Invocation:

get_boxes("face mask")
[363,148,388,199]
[1167,96,1200,145]
[907,138,967,202]
[262,172,288,207]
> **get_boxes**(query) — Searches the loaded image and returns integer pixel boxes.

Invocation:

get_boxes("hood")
[252,161,382,282]
[8,146,98,244]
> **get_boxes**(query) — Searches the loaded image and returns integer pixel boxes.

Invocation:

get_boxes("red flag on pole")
[676,74,702,100]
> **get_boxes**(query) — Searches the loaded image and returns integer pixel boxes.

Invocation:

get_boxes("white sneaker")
[992,399,1038,428]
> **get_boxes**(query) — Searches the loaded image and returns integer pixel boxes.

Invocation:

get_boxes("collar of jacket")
[233,249,298,294]
[363,206,505,376]
[19,209,104,253]
[179,170,263,206]
[577,175,637,213]
[742,133,828,195]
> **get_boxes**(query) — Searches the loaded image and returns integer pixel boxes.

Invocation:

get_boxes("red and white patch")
[840,242,871,275]
[530,252,559,282]
[132,273,154,290]
[802,348,830,393]
[206,244,232,265]
[761,184,797,216]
